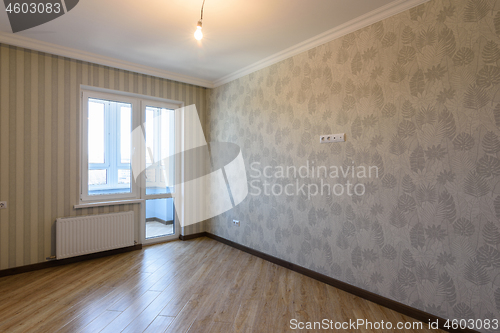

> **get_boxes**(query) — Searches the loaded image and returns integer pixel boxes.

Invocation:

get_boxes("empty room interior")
[1,0,500,332]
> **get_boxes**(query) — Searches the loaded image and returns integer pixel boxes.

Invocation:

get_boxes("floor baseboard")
[204,232,476,333]
[179,232,207,241]
[0,230,479,333]
[0,244,143,278]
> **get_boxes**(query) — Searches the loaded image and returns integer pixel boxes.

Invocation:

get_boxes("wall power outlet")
[320,133,345,143]
[0,202,7,209]
[233,220,240,227]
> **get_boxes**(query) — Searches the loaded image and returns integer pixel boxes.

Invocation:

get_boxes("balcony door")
[141,101,180,244]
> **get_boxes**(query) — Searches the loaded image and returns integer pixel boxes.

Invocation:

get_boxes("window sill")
[74,199,144,209]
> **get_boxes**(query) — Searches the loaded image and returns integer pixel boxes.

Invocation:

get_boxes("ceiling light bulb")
[194,26,203,40]
[194,21,203,40]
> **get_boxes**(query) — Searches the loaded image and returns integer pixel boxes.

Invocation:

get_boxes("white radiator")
[56,211,135,259]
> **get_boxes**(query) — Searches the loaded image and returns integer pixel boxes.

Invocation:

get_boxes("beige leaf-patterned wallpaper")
[206,0,500,327]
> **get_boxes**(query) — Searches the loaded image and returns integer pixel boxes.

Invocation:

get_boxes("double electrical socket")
[320,133,345,143]
[0,202,6,209]
[233,220,240,227]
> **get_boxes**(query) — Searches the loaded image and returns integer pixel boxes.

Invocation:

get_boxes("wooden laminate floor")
[0,237,442,333]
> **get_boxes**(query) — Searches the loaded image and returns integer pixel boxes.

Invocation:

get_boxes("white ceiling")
[0,0,427,87]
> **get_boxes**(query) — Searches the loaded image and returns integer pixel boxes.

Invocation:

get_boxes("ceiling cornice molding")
[0,0,430,90]
[0,32,214,88]
[212,0,430,88]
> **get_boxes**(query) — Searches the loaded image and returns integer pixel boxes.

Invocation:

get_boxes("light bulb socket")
[197,20,202,28]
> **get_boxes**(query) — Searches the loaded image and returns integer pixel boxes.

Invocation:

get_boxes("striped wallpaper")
[0,43,207,270]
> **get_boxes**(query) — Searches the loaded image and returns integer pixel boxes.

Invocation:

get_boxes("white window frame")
[87,98,133,193]
[143,104,176,194]
[81,89,141,202]
[79,86,184,216]
[141,100,182,244]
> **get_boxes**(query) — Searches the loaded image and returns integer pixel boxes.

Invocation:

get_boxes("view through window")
[87,98,132,195]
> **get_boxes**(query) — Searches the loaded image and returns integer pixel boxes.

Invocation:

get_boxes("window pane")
[160,110,169,165]
[86,96,132,197]
[146,169,156,182]
[145,198,175,239]
[120,106,131,164]
[145,108,155,165]
[145,107,174,196]
[118,169,130,184]
[89,169,106,186]
[88,101,105,164]
[160,108,175,189]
